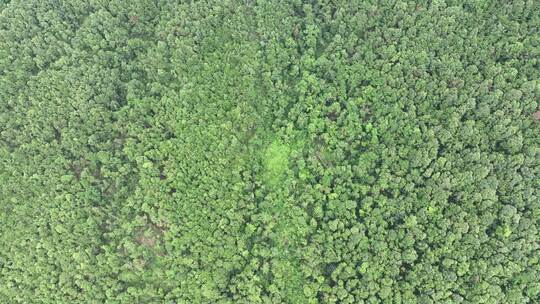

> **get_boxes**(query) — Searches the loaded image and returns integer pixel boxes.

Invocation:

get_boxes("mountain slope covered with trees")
[1,1,539,303]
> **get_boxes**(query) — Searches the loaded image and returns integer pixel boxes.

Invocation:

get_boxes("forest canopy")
[0,0,539,303]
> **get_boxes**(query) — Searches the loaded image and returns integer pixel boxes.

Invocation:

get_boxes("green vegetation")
[263,139,291,187]
[1,1,539,303]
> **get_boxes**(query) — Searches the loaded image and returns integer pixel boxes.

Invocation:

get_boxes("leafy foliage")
[1,0,539,303]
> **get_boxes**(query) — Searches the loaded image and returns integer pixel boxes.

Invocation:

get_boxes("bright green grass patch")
[262,139,291,188]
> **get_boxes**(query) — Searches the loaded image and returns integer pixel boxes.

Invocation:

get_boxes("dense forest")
[1,1,539,303]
